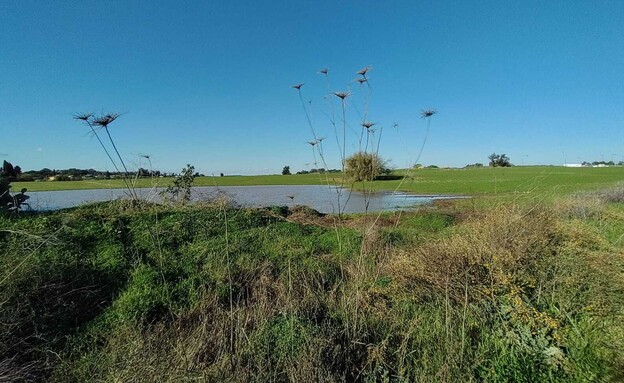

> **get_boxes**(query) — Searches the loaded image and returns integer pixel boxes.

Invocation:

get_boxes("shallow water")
[24,185,461,214]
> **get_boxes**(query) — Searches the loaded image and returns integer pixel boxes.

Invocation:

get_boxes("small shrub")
[162,164,196,204]
[344,152,389,182]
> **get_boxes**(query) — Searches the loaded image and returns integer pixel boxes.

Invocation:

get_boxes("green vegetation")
[488,153,512,167]
[1,180,624,381]
[161,164,196,204]
[344,152,389,181]
[13,166,624,198]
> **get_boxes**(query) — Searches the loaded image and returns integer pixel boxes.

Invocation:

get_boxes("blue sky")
[1,1,622,174]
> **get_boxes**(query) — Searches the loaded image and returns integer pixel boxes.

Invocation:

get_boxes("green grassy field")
[13,166,624,197]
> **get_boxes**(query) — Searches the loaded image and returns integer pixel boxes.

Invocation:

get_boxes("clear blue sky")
[1,1,623,174]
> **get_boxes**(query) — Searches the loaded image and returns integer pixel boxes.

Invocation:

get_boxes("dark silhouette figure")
[13,188,30,210]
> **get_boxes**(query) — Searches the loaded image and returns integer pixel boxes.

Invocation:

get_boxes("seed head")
[92,113,120,128]
[361,121,375,129]
[355,78,368,84]
[420,109,437,118]
[292,83,304,90]
[319,68,329,75]
[307,140,318,146]
[333,91,350,100]
[73,112,93,121]
[357,67,371,76]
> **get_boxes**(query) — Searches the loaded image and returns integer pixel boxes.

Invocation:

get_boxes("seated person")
[13,188,30,209]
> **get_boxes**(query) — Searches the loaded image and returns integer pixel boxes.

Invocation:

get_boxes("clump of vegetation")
[282,165,291,175]
[162,164,196,204]
[590,182,624,203]
[465,162,484,168]
[344,151,389,181]
[488,153,512,167]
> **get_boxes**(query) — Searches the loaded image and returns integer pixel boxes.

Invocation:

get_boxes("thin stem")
[84,120,136,197]
[341,98,347,175]
[415,116,432,166]
[104,127,137,199]
[86,121,122,174]
[298,89,318,141]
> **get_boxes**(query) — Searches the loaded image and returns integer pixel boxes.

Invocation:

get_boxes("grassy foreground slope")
[13,166,624,197]
[1,185,623,381]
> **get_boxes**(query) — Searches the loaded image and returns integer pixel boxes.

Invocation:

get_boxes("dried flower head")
[307,140,318,146]
[357,67,371,76]
[140,154,151,159]
[317,137,325,142]
[292,83,304,90]
[361,121,375,129]
[356,78,368,84]
[333,92,350,100]
[319,68,329,75]
[92,113,120,128]
[73,112,93,121]
[420,109,437,118]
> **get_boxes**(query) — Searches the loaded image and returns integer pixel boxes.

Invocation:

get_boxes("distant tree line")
[295,168,341,175]
[11,167,191,182]
[580,160,623,166]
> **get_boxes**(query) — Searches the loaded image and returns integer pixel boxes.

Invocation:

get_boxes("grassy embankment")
[2,168,624,381]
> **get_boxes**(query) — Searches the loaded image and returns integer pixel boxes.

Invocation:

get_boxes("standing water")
[25,185,462,214]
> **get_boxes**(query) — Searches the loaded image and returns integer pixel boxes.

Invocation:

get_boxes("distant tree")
[137,167,150,177]
[2,161,16,178]
[220,173,224,177]
[488,153,511,167]
[282,166,291,175]
[345,152,389,181]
